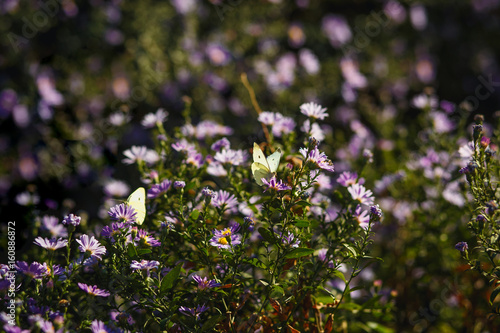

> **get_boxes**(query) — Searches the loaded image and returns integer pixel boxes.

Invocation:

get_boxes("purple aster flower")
[108,203,138,224]
[363,149,374,163]
[443,181,465,207]
[78,283,110,297]
[174,181,185,189]
[3,324,30,333]
[317,248,328,262]
[481,136,491,148]
[214,148,248,166]
[108,112,131,126]
[103,180,130,197]
[354,205,370,229]
[440,100,456,113]
[171,0,196,14]
[412,93,438,110]
[312,171,333,191]
[299,49,320,75]
[101,222,130,242]
[244,216,256,231]
[340,58,368,88]
[90,320,112,333]
[193,120,233,139]
[202,187,216,199]
[62,213,81,226]
[148,179,172,199]
[337,171,361,187]
[301,119,325,142]
[122,146,159,165]
[211,137,231,152]
[0,88,18,118]
[192,274,221,290]
[322,14,352,48]
[455,242,468,252]
[15,191,39,205]
[41,215,67,238]
[273,116,296,137]
[171,138,197,154]
[49,264,64,277]
[38,320,56,333]
[258,111,279,125]
[261,176,292,192]
[186,150,204,168]
[279,231,300,248]
[33,237,67,251]
[130,260,160,276]
[299,146,335,172]
[348,184,374,206]
[211,190,239,212]
[206,44,231,66]
[135,229,161,247]
[76,235,107,260]
[179,304,209,320]
[459,166,469,174]
[207,162,228,176]
[317,248,335,268]
[430,111,455,134]
[141,108,168,128]
[15,261,49,279]
[458,141,474,161]
[210,224,242,250]
[300,102,328,120]
[370,204,383,222]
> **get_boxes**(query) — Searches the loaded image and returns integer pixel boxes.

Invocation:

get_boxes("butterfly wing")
[266,148,281,173]
[252,143,270,169]
[252,162,271,186]
[252,143,271,186]
[127,187,146,225]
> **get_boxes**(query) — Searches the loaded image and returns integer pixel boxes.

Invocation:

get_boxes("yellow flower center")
[218,237,229,245]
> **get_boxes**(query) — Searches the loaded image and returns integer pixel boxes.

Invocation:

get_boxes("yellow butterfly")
[126,187,146,225]
[251,143,281,186]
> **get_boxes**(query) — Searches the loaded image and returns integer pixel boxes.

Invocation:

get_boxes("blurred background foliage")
[1,0,500,331]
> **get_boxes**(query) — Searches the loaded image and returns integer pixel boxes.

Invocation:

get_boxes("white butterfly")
[251,143,281,186]
[127,187,146,225]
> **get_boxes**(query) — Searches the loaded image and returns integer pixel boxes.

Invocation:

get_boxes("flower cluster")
[4,0,498,330]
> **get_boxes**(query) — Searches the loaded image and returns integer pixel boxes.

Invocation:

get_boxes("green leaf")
[349,285,365,292]
[490,285,500,304]
[366,321,395,333]
[190,209,200,221]
[315,292,336,304]
[338,301,362,311]
[332,190,343,201]
[137,248,152,256]
[259,279,270,286]
[127,243,138,259]
[201,315,224,331]
[294,219,310,228]
[343,243,358,257]
[244,257,266,269]
[270,285,284,298]
[185,182,197,191]
[295,200,312,207]
[284,247,314,259]
[332,270,346,283]
[258,227,276,244]
[160,263,182,293]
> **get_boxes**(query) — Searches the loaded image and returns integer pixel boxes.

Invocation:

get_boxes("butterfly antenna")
[241,73,272,147]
